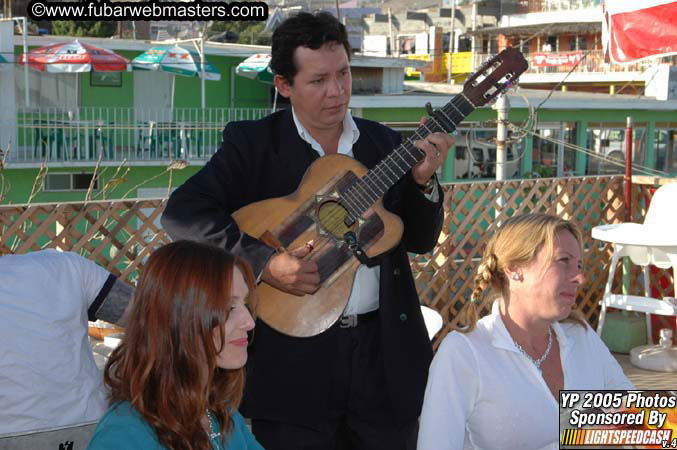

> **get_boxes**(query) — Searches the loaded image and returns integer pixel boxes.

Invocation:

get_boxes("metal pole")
[22,17,29,108]
[556,121,564,177]
[495,93,509,214]
[388,8,394,56]
[200,38,206,109]
[471,0,477,72]
[447,0,456,84]
[495,93,509,182]
[625,116,633,222]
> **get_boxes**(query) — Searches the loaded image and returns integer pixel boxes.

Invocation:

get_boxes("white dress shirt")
[417,301,634,450]
[291,107,379,315]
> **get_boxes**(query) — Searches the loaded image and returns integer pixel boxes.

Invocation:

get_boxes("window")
[45,173,98,191]
[90,71,122,88]
[586,124,647,175]
[654,129,677,174]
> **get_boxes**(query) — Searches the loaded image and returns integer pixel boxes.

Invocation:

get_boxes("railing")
[3,107,272,165]
[524,50,649,75]
[6,175,673,349]
[467,50,650,77]
[515,0,602,14]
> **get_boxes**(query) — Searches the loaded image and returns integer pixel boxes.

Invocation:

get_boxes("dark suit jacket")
[161,108,443,428]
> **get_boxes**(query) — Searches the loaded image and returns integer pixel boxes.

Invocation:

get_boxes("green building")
[1,35,675,206]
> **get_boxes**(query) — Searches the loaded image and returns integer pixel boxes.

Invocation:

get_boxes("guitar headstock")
[462,47,528,107]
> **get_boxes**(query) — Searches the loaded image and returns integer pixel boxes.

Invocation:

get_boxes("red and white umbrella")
[19,40,130,73]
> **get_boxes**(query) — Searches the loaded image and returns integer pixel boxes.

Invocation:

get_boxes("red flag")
[603,0,677,63]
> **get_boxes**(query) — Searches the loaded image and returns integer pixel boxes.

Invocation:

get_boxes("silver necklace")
[511,326,553,371]
[205,409,221,441]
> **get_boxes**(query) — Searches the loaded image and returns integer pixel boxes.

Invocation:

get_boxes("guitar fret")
[361,179,380,199]
[357,183,375,206]
[375,164,396,184]
[341,191,363,217]
[350,185,371,211]
[366,170,389,192]
[406,142,426,160]
[435,111,456,133]
[412,129,426,141]
[427,119,445,133]
[369,175,388,197]
[421,122,435,135]
[437,108,456,129]
[382,156,401,180]
[460,93,477,110]
[391,151,409,173]
[446,101,465,121]
[401,144,420,163]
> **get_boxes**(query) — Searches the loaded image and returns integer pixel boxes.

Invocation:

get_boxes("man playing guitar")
[162,11,453,449]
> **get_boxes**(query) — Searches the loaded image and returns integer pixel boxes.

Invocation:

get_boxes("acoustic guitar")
[233,47,528,337]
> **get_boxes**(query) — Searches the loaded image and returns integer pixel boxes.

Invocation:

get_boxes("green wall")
[15,45,270,110]
[1,165,200,205]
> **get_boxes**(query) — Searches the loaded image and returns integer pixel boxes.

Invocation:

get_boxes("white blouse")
[417,303,634,450]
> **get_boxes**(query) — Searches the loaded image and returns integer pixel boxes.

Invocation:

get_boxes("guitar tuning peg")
[425,102,434,117]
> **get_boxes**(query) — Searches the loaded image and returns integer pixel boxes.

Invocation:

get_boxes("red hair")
[104,240,257,449]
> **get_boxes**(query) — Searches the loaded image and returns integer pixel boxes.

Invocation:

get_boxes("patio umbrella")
[19,40,130,103]
[235,53,273,84]
[235,53,278,110]
[131,45,221,109]
[20,40,130,73]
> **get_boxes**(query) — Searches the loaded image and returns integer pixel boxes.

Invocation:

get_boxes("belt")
[339,309,379,328]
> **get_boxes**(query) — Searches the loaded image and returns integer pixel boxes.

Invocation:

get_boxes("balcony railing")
[515,0,602,14]
[2,107,272,165]
[470,50,651,78]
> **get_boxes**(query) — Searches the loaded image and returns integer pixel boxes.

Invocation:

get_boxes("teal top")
[87,401,264,450]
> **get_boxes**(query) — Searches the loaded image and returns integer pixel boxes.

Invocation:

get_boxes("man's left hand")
[411,117,455,186]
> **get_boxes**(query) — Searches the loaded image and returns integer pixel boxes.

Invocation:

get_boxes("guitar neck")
[340,93,476,218]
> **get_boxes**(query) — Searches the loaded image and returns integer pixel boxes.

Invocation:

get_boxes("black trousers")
[250,315,418,450]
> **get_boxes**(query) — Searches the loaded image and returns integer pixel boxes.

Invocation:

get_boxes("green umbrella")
[235,53,278,109]
[132,45,221,80]
[132,45,221,109]
[235,53,273,84]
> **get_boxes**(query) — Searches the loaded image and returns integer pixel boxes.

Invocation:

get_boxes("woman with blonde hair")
[418,213,632,450]
[88,240,264,449]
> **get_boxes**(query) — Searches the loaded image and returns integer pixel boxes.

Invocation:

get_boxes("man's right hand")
[260,243,320,296]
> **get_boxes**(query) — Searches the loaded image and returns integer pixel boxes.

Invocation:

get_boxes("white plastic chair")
[592,183,677,343]
[421,305,444,340]
[0,421,97,450]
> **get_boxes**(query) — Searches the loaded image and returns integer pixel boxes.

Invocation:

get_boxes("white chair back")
[0,421,97,450]
[644,183,677,227]
[420,305,444,340]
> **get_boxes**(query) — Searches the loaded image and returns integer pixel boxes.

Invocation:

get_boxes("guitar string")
[342,94,469,214]
[316,94,472,235]
[316,95,470,234]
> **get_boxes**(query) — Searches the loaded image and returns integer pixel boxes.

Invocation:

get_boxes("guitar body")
[233,154,403,337]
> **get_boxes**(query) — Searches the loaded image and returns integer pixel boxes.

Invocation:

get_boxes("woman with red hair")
[88,240,263,449]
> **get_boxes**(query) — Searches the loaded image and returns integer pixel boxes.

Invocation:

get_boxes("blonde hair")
[463,213,585,332]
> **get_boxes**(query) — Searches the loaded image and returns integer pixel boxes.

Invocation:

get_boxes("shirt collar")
[489,300,571,359]
[291,106,360,157]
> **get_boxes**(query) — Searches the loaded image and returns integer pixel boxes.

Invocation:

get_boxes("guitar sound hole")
[317,200,354,239]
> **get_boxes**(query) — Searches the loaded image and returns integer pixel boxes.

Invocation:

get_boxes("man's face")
[275,42,352,135]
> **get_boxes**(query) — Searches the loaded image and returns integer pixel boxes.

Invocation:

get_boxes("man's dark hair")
[271,12,351,85]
